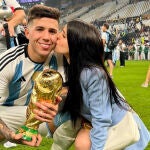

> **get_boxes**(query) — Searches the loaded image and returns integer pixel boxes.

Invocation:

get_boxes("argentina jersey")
[102,31,110,52]
[0,44,64,106]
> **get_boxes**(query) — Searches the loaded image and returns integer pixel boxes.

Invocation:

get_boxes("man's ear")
[24,28,29,40]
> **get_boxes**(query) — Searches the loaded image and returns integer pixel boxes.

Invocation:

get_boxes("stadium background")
[17,0,150,61]
[0,1,149,149]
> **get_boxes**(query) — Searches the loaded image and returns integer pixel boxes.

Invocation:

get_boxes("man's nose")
[43,31,51,40]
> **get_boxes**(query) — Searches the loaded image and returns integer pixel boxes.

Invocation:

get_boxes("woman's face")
[55,25,69,56]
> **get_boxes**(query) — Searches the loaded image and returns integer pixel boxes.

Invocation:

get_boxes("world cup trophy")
[17,69,63,141]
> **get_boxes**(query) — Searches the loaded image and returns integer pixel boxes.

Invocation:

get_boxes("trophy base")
[22,134,32,141]
[17,125,38,141]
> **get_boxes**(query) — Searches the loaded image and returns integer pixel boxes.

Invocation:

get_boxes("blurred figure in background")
[128,43,135,60]
[0,0,26,54]
[116,39,126,67]
[101,23,114,78]
[141,65,150,88]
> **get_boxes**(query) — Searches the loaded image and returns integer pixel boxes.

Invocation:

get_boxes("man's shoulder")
[0,44,26,71]
[105,31,111,36]
[101,31,106,35]
[101,31,107,39]
[0,44,26,57]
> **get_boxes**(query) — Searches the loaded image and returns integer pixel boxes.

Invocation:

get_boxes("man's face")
[102,25,106,32]
[119,40,123,44]
[25,17,59,62]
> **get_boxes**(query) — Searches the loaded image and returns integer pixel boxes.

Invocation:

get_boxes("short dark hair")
[27,4,60,24]
[103,23,109,29]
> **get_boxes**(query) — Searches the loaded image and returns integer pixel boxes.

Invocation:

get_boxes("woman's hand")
[33,96,62,123]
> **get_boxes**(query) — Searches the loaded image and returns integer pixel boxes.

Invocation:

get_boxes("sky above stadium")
[17,0,41,4]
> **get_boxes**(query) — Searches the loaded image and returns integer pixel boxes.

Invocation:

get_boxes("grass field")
[0,60,149,150]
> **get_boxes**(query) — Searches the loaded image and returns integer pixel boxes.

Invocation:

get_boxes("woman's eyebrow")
[62,29,66,34]
[62,29,67,37]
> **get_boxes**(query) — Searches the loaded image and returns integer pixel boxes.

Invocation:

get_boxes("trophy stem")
[17,125,38,141]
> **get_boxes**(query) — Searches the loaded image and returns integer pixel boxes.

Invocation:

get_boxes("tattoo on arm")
[0,119,13,140]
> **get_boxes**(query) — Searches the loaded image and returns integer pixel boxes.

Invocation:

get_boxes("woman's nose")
[57,33,61,39]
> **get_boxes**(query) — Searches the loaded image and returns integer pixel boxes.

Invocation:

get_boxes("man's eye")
[49,29,57,34]
[36,28,43,31]
[50,31,56,34]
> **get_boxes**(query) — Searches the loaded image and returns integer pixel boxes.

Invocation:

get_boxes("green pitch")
[0,60,149,150]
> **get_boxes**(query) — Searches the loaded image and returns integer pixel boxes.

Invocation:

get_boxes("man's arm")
[0,0,26,36]
[0,119,13,141]
[102,39,106,46]
[7,9,26,36]
[101,32,106,46]
[0,119,42,146]
[0,9,26,37]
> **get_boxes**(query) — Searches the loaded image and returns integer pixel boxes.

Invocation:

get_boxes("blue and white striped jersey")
[0,44,64,106]
[101,31,111,52]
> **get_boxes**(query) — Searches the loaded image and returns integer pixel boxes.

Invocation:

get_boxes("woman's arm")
[80,68,112,150]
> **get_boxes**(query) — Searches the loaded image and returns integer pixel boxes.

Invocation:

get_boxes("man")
[0,4,63,143]
[101,23,114,77]
[116,39,126,67]
[0,5,81,149]
[0,0,26,54]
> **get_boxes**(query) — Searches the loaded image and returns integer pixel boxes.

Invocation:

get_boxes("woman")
[54,20,150,150]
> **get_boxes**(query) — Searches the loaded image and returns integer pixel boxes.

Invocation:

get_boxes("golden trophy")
[17,69,63,141]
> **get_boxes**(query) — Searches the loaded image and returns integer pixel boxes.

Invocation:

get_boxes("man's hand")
[0,22,15,37]
[7,22,15,37]
[0,119,42,147]
[10,132,42,147]
[0,8,26,37]
[0,24,5,36]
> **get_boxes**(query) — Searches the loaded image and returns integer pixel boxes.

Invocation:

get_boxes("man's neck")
[27,46,47,63]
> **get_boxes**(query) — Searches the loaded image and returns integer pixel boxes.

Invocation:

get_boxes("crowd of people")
[0,1,150,150]
[92,13,150,62]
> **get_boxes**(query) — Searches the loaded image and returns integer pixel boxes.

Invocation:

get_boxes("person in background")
[128,43,135,60]
[54,19,150,150]
[141,65,150,88]
[116,39,126,67]
[0,0,26,54]
[101,23,114,78]
[112,47,120,66]
[144,41,149,60]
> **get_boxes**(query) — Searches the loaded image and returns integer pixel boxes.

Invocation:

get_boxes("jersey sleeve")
[0,64,10,105]
[101,32,106,40]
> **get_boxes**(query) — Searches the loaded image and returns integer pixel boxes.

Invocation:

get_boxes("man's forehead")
[31,18,59,29]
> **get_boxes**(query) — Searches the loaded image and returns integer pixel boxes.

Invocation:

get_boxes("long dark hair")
[62,20,128,125]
